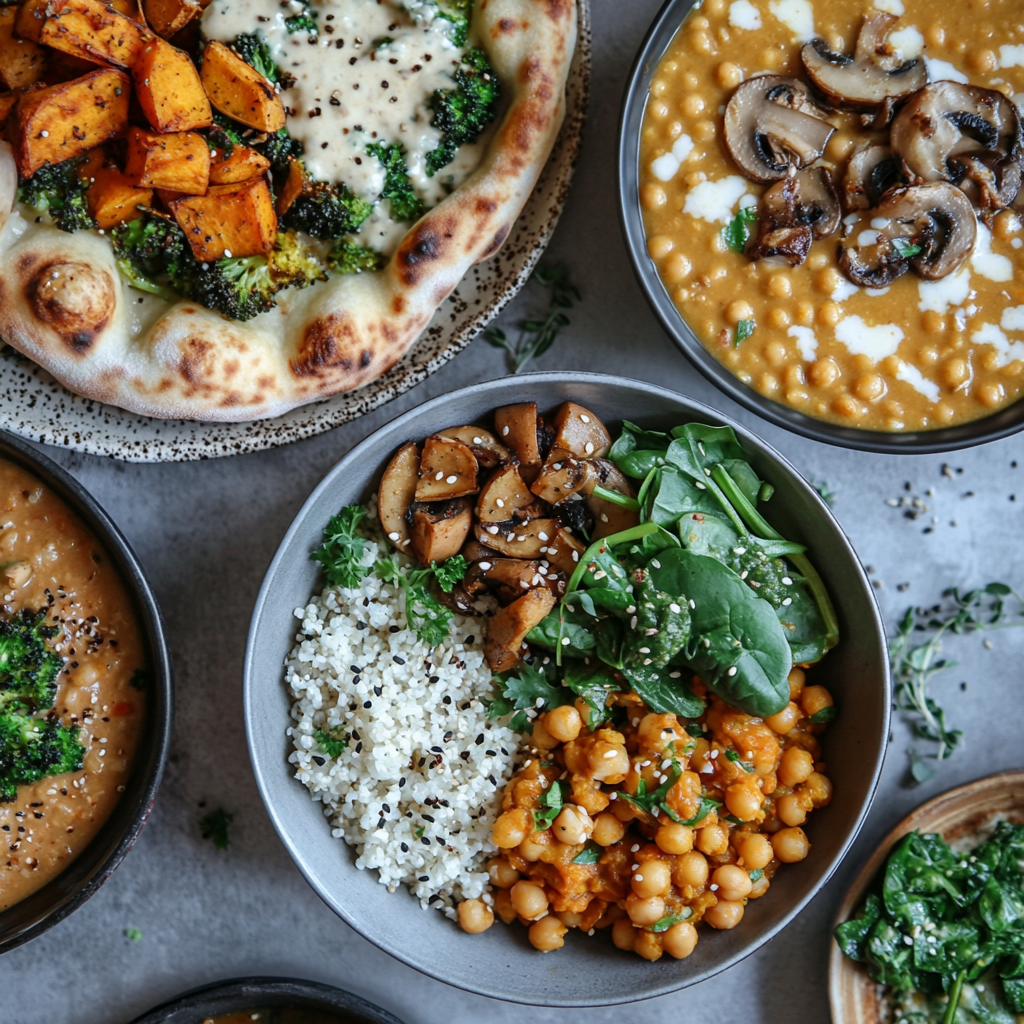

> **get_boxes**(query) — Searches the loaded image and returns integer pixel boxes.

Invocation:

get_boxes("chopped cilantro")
[124,927,143,942]
[722,206,758,253]
[892,237,923,258]
[534,779,566,830]
[199,807,234,850]
[572,842,602,864]
[735,319,756,346]
[315,729,348,758]
[725,749,755,772]
[649,908,692,932]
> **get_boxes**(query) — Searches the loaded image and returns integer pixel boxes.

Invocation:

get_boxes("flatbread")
[0,0,576,421]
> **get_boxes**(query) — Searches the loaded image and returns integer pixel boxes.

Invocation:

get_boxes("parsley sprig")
[890,582,1024,782]
[485,263,580,373]
[534,779,567,830]
[484,662,570,732]
[375,554,468,646]
[311,505,370,588]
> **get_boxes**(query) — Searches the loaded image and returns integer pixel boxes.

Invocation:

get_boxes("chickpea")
[764,340,789,368]
[682,94,705,117]
[921,310,946,335]
[545,705,582,743]
[800,685,833,719]
[492,808,530,849]
[786,388,809,406]
[611,797,637,823]
[814,267,842,296]
[758,373,778,394]
[766,274,792,298]
[788,667,806,700]
[778,746,814,789]
[764,701,801,735]
[805,772,833,807]
[682,71,699,89]
[531,717,560,750]
[587,742,630,784]
[487,858,519,889]
[712,864,754,902]
[625,894,666,926]
[941,356,970,390]
[634,930,664,961]
[817,302,842,328]
[704,899,745,930]
[529,915,567,952]
[776,792,808,827]
[725,781,763,822]
[649,100,670,120]
[647,235,674,261]
[632,858,672,898]
[727,300,755,325]
[637,713,684,753]
[853,373,886,401]
[510,881,548,920]
[735,832,774,871]
[978,382,1006,408]
[663,252,693,284]
[968,48,997,73]
[457,898,494,934]
[518,832,547,862]
[656,822,694,855]
[688,15,709,30]
[552,805,593,846]
[674,849,709,888]
[493,888,517,924]
[994,211,1021,239]
[796,301,815,326]
[696,822,730,856]
[592,811,625,847]
[807,252,830,271]
[768,308,791,329]
[640,184,667,210]
[716,61,742,88]
[612,918,637,951]
[662,920,699,959]
[786,365,806,390]
[749,872,771,899]
[693,119,717,142]
[924,25,944,47]
[691,30,713,54]
[772,826,811,863]
[557,910,583,929]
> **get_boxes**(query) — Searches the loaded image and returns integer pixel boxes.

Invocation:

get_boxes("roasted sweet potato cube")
[436,426,512,469]
[415,435,479,502]
[494,402,541,470]
[14,0,49,43]
[0,8,46,89]
[553,402,611,459]
[0,91,16,122]
[378,440,419,553]
[466,558,565,605]
[76,142,106,177]
[200,40,284,133]
[474,518,560,560]
[124,125,209,192]
[476,463,539,523]
[86,165,151,227]
[141,0,200,38]
[484,588,556,673]
[530,448,596,505]
[40,0,153,68]
[209,143,270,185]
[14,68,129,177]
[169,177,276,260]
[542,525,585,576]
[43,50,96,83]
[133,37,210,132]
[275,155,306,215]
[108,0,145,22]
[411,499,472,566]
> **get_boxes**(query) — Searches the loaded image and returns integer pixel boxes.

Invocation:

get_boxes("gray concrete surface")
[4,1,1024,1020]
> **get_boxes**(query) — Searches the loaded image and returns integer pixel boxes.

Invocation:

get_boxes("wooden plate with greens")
[829,771,1024,1024]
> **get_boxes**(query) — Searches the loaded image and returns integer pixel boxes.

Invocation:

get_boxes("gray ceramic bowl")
[128,976,405,1024]
[0,432,173,955]
[617,0,1024,455]
[244,372,890,1006]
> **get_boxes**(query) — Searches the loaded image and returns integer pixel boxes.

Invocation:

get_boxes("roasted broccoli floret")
[232,32,279,82]
[327,240,383,274]
[0,609,64,714]
[0,712,83,803]
[426,47,499,176]
[367,141,426,222]
[270,230,328,289]
[255,127,304,180]
[283,180,373,239]
[18,158,94,233]
[110,214,191,300]
[437,0,472,45]
[185,255,279,322]
[285,9,317,33]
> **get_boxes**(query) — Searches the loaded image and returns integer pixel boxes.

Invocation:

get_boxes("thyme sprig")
[890,582,1024,782]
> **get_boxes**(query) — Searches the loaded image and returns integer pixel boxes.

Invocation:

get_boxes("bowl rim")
[827,769,1024,1024]
[616,0,1024,456]
[0,431,174,955]
[127,976,406,1024]
[244,370,891,1005]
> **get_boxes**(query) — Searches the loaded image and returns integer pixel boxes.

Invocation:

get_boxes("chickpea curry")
[0,457,146,911]
[640,0,1024,432]
[372,400,841,956]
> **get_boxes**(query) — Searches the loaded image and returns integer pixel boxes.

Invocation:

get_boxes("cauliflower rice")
[285,538,520,917]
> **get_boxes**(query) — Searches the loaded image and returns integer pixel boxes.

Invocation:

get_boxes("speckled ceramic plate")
[829,771,1024,1024]
[0,4,590,463]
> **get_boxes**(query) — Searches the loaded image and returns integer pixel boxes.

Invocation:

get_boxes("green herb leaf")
[534,779,567,830]
[124,927,143,942]
[677,794,722,826]
[722,206,759,253]
[315,729,348,758]
[312,505,370,588]
[649,908,693,932]
[725,749,755,772]
[808,705,838,724]
[372,555,467,646]
[572,843,602,864]
[415,825,425,838]
[433,554,468,593]
[199,808,234,851]
[734,318,756,346]
[749,868,763,882]
[892,237,923,258]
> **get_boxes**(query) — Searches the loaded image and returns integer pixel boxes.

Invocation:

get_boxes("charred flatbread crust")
[0,0,577,421]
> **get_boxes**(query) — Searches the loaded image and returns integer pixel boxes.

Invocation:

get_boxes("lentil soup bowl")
[0,431,173,954]
[619,0,1024,454]
[245,372,889,1005]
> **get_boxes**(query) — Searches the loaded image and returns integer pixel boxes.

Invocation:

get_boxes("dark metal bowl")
[128,977,405,1024]
[0,431,173,954]
[244,371,890,1006]
[617,0,1024,455]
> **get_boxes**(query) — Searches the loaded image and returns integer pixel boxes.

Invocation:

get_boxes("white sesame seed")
[502,426,510,436]
[782,597,792,606]
[40,129,49,137]
[610,792,618,800]
[643,658,652,665]
[224,250,233,258]
[710,883,719,891]
[727,666,738,676]
[560,637,571,646]
[733,547,747,555]
[639,646,650,654]
[782,577,793,585]
[538,532,549,541]
[496,498,505,507]
[580,414,590,423]
[446,475,458,484]
[634,874,644,882]
[435,471,444,480]
[670,603,682,613]
[695,481,706,490]
[478,562,492,571]
[651,559,661,569]
[388,531,400,541]
[630,616,638,629]
[585,442,594,454]
[603,749,617,759]
[710,749,719,759]
[669,671,681,678]
[689,599,696,609]
[473,437,483,444]
[626,605,636,614]
[739,571,748,579]
[572,551,579,562]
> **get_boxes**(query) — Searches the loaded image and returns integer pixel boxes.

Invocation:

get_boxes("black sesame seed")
[436,837,445,847]
[355,742,363,753]
[429,676,440,685]
[351,665,362,674]
[400,842,409,852]
[393,655,406,665]
[465,635,475,644]
[427,893,441,903]
[399,776,406,787]
[488,775,497,785]
[389,625,400,633]
[351,729,360,740]
[373,685,382,696]
[485,750,497,756]
[475,734,484,744]
[430,745,442,753]
[383,803,390,813]
[363,700,372,708]
[460,751,470,761]
[356,621,367,629]
[312,755,325,766]
[442,695,451,704]
[419,875,429,881]
[422,814,435,822]
[501,748,509,755]
[420,837,430,846]
[443,731,453,742]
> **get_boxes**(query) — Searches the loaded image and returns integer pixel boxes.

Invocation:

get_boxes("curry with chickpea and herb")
[0,456,146,911]
[640,0,1024,433]
[369,399,839,956]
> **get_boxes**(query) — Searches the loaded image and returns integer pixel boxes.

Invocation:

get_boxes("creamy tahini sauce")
[201,0,473,210]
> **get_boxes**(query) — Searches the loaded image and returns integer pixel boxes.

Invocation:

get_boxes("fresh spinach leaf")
[622,664,705,719]
[620,578,691,670]
[562,659,619,728]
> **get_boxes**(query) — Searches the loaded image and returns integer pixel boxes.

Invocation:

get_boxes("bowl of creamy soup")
[620,0,1024,452]
[0,431,172,954]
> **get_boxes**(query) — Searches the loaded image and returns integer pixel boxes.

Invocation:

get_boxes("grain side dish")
[640,0,1024,432]
[288,400,840,959]
[0,457,146,910]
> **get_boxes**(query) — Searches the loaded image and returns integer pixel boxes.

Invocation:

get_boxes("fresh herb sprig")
[375,555,468,646]
[534,779,567,830]
[311,505,371,588]
[722,206,758,253]
[485,263,580,373]
[890,582,1024,782]
[199,807,234,850]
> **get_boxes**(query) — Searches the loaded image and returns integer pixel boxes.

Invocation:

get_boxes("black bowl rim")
[616,0,1024,456]
[127,976,405,1024]
[244,369,891,1005]
[0,431,173,954]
